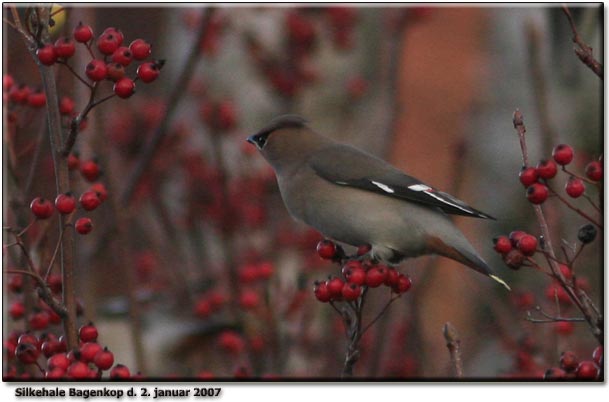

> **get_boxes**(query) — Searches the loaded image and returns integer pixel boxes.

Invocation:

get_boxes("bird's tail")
[427,236,511,291]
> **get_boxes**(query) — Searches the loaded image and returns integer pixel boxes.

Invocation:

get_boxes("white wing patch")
[371,181,395,194]
[408,184,473,214]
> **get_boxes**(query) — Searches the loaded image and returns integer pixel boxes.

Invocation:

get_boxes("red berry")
[575,361,599,380]
[85,59,108,81]
[27,91,46,108]
[18,332,39,347]
[543,367,567,380]
[79,342,102,363]
[592,346,603,365]
[137,62,161,83]
[80,160,100,181]
[326,277,345,298]
[384,267,399,287]
[106,62,126,82]
[342,264,366,286]
[493,235,512,254]
[111,46,132,66]
[9,301,25,319]
[341,283,361,301]
[47,353,70,371]
[97,32,120,55]
[256,261,274,279]
[8,274,23,293]
[316,239,337,260]
[552,144,574,166]
[560,351,579,372]
[584,160,602,181]
[36,44,57,66]
[75,217,93,235]
[54,37,75,59]
[516,234,538,256]
[79,323,98,342]
[67,361,90,379]
[565,176,585,198]
[79,191,101,211]
[519,166,539,187]
[89,182,108,202]
[393,274,412,293]
[365,266,386,288]
[3,74,15,91]
[238,289,260,309]
[129,39,151,60]
[41,339,64,357]
[15,343,40,364]
[545,282,571,304]
[73,22,94,43]
[536,159,557,179]
[217,100,237,130]
[217,331,245,354]
[102,27,124,45]
[313,281,331,302]
[9,84,31,103]
[503,249,525,270]
[28,310,50,330]
[346,75,368,99]
[113,77,135,98]
[30,197,54,219]
[93,347,114,370]
[554,321,574,335]
[59,96,75,115]
[558,264,572,281]
[526,183,548,204]
[357,244,371,256]
[54,192,76,214]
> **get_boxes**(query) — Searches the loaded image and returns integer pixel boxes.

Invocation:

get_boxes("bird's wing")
[308,144,495,219]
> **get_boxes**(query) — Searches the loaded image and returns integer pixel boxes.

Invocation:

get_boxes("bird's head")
[247,115,327,174]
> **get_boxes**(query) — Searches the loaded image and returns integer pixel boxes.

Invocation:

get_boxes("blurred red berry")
[79,191,101,211]
[565,176,585,198]
[9,301,25,320]
[79,342,102,363]
[36,44,57,66]
[238,289,260,309]
[575,361,599,379]
[109,364,131,379]
[48,353,70,371]
[113,77,135,99]
[552,144,574,165]
[592,346,603,365]
[30,197,54,219]
[59,96,75,115]
[560,351,579,372]
[503,249,525,270]
[584,160,602,181]
[15,343,40,365]
[75,217,93,235]
[80,160,100,181]
[554,321,574,335]
[27,91,46,108]
[217,331,245,354]
[316,239,337,260]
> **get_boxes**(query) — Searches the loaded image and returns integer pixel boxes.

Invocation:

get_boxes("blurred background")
[2,4,603,379]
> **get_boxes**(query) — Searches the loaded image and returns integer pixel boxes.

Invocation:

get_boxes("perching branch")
[443,322,464,378]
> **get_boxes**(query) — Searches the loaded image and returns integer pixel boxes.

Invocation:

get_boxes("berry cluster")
[313,239,412,303]
[29,178,107,235]
[4,319,133,380]
[520,143,602,205]
[544,348,603,380]
[37,23,163,99]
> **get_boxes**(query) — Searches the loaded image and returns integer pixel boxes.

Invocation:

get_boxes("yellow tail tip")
[489,274,511,291]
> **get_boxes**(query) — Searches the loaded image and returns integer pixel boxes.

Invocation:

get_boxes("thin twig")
[561,5,603,79]
[443,322,464,378]
[547,186,602,228]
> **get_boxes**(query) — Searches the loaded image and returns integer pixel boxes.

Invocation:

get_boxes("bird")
[247,115,509,290]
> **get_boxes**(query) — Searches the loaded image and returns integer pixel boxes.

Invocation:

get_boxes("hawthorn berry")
[552,144,574,166]
[577,223,597,244]
[565,176,585,198]
[217,331,245,354]
[559,351,579,372]
[106,63,126,82]
[55,192,76,214]
[394,274,412,293]
[47,353,71,371]
[575,361,599,380]
[554,321,574,335]
[103,27,124,45]
[85,59,108,81]
[17,332,39,347]
[80,160,100,181]
[78,322,98,342]
[316,239,337,260]
[493,235,512,254]
[45,367,66,379]
[238,289,260,309]
[558,264,572,281]
[75,217,93,235]
[97,32,121,55]
[357,244,371,256]
[584,160,602,181]
[9,301,25,320]
[503,249,525,270]
[54,37,76,59]
[27,91,46,108]
[384,267,399,287]
[536,159,557,179]
[508,230,527,245]
[36,44,57,66]
[519,166,538,187]
[9,84,31,103]
[73,22,94,43]
[313,281,332,302]
[129,39,151,60]
[15,343,40,364]
[79,342,102,363]
[59,96,75,115]
[545,282,571,304]
[28,310,50,330]
[89,182,108,202]
[516,234,537,256]
[137,61,161,83]
[3,74,14,91]
[526,183,548,204]
[113,77,135,98]
[341,282,361,301]
[67,361,90,379]
[79,191,101,211]
[342,262,366,285]
[8,274,23,293]
[365,266,386,288]
[111,46,133,66]
[93,347,114,370]
[326,276,345,298]
[30,197,54,219]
